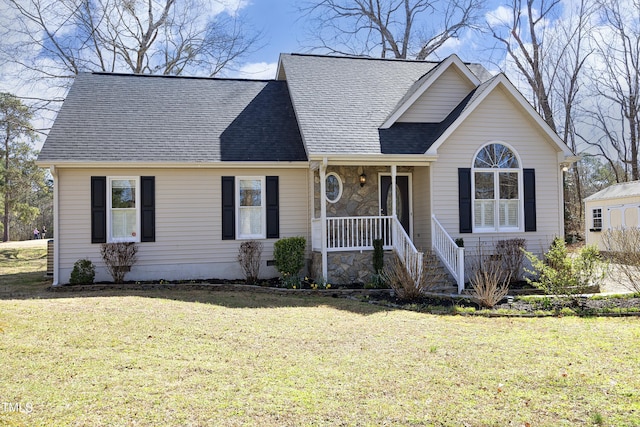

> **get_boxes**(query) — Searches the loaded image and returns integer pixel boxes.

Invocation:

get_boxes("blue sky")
[232,0,506,79]
[233,0,308,78]
[244,0,306,58]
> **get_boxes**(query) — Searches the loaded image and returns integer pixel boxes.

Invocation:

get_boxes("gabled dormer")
[381,55,482,128]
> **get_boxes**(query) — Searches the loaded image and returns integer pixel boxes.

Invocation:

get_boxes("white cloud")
[486,5,513,27]
[232,62,278,80]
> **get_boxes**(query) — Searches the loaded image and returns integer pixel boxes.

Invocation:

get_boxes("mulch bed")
[46,280,640,316]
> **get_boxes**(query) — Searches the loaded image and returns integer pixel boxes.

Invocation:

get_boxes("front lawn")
[1,290,639,426]
[0,240,51,295]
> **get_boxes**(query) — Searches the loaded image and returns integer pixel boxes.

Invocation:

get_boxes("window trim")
[325,172,343,203]
[236,176,266,240]
[107,176,141,243]
[471,142,524,233]
[591,207,603,231]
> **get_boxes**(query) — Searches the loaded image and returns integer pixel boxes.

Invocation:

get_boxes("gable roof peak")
[381,54,484,129]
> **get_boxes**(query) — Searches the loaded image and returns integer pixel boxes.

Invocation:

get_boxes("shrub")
[495,238,525,283]
[383,250,445,301]
[273,237,306,286]
[100,242,138,284]
[372,238,384,273]
[469,246,510,308]
[69,258,95,285]
[523,238,606,299]
[365,273,388,289]
[237,240,263,285]
[602,228,640,293]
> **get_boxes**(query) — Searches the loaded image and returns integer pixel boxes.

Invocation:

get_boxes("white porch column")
[391,165,397,218]
[319,158,328,281]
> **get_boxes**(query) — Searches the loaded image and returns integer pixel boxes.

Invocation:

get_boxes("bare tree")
[488,0,595,238]
[0,0,260,90]
[301,0,483,59]
[581,0,640,182]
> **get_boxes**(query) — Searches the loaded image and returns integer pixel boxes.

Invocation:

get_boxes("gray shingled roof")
[585,181,640,201]
[38,73,307,163]
[278,54,492,156]
[40,54,495,163]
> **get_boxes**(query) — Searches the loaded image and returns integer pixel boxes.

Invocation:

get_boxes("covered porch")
[309,159,464,292]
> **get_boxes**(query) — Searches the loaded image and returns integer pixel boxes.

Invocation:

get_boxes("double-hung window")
[237,177,266,239]
[108,177,140,242]
[592,208,602,231]
[473,143,522,232]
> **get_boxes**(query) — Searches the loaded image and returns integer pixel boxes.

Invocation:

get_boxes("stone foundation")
[311,250,392,285]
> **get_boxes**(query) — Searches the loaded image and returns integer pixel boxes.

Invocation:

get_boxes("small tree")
[495,238,526,283]
[237,240,263,285]
[100,242,138,284]
[523,238,606,299]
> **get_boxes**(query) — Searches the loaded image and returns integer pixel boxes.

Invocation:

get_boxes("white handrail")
[431,215,465,293]
[391,216,423,282]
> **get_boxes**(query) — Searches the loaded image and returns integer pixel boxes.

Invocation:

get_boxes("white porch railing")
[431,215,465,293]
[312,215,463,293]
[312,216,393,251]
[311,215,423,282]
[391,216,424,283]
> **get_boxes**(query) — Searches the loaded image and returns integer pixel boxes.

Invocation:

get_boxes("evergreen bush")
[273,237,306,286]
[69,258,95,285]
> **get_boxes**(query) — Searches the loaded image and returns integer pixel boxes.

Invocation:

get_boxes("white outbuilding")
[584,181,640,250]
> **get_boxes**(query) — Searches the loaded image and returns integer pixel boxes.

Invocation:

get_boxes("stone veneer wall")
[310,250,393,285]
[314,166,413,218]
[311,165,411,284]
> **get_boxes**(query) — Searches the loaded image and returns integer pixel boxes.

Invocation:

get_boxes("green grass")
[0,242,51,296]
[1,244,640,426]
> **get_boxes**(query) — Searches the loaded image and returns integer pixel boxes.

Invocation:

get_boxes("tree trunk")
[3,128,9,242]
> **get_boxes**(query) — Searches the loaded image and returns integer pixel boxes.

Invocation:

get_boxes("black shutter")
[266,176,279,239]
[458,168,472,233]
[222,176,235,240]
[140,176,155,242]
[524,168,537,232]
[91,176,107,243]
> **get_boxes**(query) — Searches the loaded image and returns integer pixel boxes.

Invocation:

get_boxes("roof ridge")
[286,52,488,68]
[286,52,444,65]
[89,71,275,83]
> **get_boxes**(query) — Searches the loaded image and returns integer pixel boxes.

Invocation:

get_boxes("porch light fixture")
[359,171,367,187]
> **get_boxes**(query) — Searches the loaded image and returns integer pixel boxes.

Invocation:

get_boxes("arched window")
[472,143,521,231]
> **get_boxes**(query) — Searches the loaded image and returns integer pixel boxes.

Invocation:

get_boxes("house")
[584,181,640,250]
[37,53,577,290]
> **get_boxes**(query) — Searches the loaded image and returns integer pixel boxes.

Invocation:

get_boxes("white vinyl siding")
[412,165,431,250]
[398,67,475,123]
[431,86,562,253]
[56,167,310,284]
